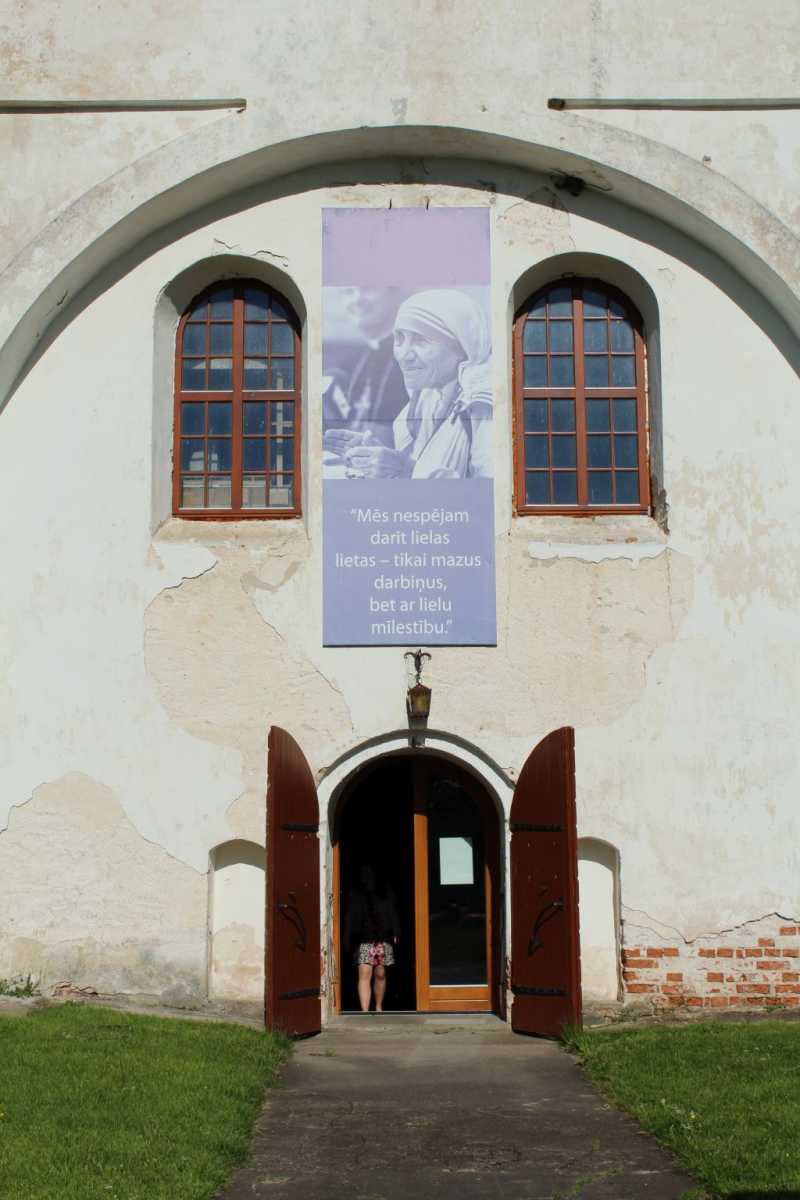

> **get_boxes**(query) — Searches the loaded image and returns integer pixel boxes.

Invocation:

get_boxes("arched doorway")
[331,753,503,1015]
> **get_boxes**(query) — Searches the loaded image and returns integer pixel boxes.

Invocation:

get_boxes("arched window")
[173,280,301,517]
[513,280,649,513]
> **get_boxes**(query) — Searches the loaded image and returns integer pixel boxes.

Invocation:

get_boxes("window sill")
[514,511,668,567]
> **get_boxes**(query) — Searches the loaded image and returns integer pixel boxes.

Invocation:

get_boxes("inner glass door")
[414,761,493,1012]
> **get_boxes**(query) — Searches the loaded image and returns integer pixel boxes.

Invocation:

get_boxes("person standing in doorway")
[345,865,400,1013]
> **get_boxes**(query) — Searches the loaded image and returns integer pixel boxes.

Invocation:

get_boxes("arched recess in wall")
[577,837,621,1004]
[153,254,308,531]
[510,253,665,525]
[208,838,265,1004]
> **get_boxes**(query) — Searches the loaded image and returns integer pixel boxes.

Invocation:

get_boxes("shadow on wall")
[578,837,621,1004]
[208,839,265,1004]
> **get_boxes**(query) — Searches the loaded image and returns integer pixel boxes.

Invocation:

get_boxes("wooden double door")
[266,728,581,1037]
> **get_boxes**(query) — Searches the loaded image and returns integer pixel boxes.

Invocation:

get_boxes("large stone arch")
[2,117,799,408]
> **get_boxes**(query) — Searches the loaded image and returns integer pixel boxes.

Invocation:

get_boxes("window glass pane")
[588,471,613,504]
[524,435,548,469]
[610,320,634,352]
[209,324,232,355]
[524,398,547,432]
[181,438,204,471]
[525,472,549,505]
[187,301,207,323]
[208,402,232,435]
[245,324,268,355]
[588,435,611,468]
[585,357,609,387]
[208,359,232,390]
[614,434,638,469]
[586,398,610,431]
[271,324,294,355]
[611,356,635,386]
[244,289,269,319]
[208,439,232,473]
[270,360,294,390]
[182,360,206,390]
[551,398,575,431]
[583,321,608,352]
[270,437,293,471]
[548,321,573,352]
[615,471,640,504]
[270,297,289,321]
[609,297,626,318]
[612,398,637,431]
[523,356,546,387]
[181,403,205,435]
[552,472,577,503]
[243,439,266,471]
[242,476,267,508]
[268,475,294,507]
[244,401,267,434]
[583,288,608,317]
[207,476,232,508]
[529,295,546,317]
[523,321,546,353]
[209,288,233,319]
[243,361,268,389]
[552,436,576,468]
[270,401,295,435]
[180,476,205,508]
[550,356,574,386]
[548,286,572,317]
[183,324,206,355]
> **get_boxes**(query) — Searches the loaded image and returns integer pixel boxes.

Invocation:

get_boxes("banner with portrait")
[322,207,496,646]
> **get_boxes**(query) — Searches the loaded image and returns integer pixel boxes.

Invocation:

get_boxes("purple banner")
[322,207,496,646]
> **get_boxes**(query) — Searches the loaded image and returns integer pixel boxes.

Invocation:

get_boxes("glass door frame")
[413,757,500,1013]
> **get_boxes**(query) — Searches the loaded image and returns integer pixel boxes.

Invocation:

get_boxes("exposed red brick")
[776,984,800,994]
[716,948,734,958]
[757,960,785,970]
[646,947,665,957]
[621,949,641,961]
[626,983,656,994]
[758,938,775,947]
[736,983,769,994]
[745,949,761,957]
[706,972,724,983]
[662,948,680,957]
[666,972,683,982]
[698,948,716,958]
[624,958,658,969]
[784,948,799,958]
[665,995,686,1006]
[686,997,703,1007]
[736,949,746,959]
[782,972,799,982]
[622,970,639,981]
[779,926,798,936]
[660,984,683,995]
[705,997,728,1008]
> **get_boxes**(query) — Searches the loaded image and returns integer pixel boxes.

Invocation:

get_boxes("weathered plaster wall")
[209,840,265,1002]
[0,774,206,999]
[1,166,798,1004]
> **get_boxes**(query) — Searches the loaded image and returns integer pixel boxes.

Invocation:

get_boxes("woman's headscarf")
[393,289,490,368]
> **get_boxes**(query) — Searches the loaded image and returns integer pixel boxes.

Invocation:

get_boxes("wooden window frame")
[172,279,302,520]
[513,278,650,516]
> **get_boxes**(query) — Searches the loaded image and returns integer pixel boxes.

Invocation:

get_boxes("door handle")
[277,891,308,951]
[527,897,564,956]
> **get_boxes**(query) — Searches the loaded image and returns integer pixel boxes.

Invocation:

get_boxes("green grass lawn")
[0,1004,289,1200]
[569,1021,800,1198]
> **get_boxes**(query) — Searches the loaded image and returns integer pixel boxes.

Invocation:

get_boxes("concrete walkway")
[218,1014,695,1200]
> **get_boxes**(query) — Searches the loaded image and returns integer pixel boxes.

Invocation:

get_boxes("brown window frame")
[513,278,650,516]
[172,279,302,520]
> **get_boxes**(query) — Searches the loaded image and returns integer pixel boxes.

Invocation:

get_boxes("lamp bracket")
[404,648,431,685]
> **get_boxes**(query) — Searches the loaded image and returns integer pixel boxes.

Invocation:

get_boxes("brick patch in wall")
[621,913,800,1010]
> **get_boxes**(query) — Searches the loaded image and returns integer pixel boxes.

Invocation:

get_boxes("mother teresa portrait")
[323,289,492,480]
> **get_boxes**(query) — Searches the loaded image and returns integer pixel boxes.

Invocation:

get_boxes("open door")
[510,727,581,1036]
[265,726,321,1037]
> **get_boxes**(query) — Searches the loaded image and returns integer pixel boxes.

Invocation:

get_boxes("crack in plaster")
[212,237,289,266]
[624,906,799,946]
[528,541,668,567]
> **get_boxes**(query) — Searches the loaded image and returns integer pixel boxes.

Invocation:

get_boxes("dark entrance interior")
[337,758,417,1012]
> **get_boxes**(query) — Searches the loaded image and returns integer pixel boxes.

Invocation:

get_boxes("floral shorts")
[354,941,395,967]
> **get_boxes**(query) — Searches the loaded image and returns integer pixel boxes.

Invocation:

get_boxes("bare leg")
[373,964,387,1012]
[357,964,373,1012]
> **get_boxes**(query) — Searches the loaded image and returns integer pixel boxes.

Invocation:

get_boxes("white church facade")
[1,2,799,1033]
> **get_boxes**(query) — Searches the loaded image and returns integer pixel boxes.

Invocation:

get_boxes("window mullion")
[573,292,588,507]
[231,286,244,513]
